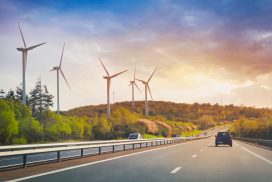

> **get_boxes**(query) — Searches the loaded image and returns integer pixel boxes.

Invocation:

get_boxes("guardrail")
[233,137,272,149]
[0,138,167,152]
[0,135,211,170]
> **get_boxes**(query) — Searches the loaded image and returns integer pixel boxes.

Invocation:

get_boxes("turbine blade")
[128,82,132,86]
[49,68,55,72]
[99,58,110,76]
[134,82,141,93]
[27,42,46,50]
[147,84,153,100]
[134,66,136,81]
[136,79,145,84]
[147,66,157,83]
[59,43,65,67]
[18,22,27,48]
[60,68,71,90]
[110,70,128,78]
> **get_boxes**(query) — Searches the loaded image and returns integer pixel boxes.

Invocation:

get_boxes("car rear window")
[217,132,230,137]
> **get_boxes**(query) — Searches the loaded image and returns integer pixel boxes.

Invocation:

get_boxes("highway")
[7,137,272,182]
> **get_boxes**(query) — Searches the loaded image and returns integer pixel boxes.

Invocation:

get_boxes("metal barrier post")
[23,154,27,168]
[81,148,84,158]
[57,151,60,162]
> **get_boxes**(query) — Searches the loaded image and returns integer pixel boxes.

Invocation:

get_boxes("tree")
[29,78,54,118]
[93,115,113,139]
[0,99,19,144]
[5,89,15,100]
[0,89,5,98]
[15,85,23,101]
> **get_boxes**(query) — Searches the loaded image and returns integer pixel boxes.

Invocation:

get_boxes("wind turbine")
[17,23,46,105]
[129,66,141,110]
[50,44,71,114]
[136,67,157,116]
[99,58,127,117]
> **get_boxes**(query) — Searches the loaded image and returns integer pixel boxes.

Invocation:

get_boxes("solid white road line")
[241,147,272,165]
[192,155,197,158]
[7,139,206,182]
[170,167,182,174]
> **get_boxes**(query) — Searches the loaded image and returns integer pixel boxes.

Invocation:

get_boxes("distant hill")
[66,101,272,122]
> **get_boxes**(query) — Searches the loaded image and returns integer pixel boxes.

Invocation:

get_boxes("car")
[215,131,232,147]
[128,133,143,140]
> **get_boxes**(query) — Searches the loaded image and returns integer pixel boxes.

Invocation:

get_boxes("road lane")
[7,137,272,182]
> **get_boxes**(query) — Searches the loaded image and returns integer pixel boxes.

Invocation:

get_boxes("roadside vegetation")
[2,80,272,145]
[230,117,272,139]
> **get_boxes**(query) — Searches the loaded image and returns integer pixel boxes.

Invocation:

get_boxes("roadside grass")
[182,130,202,137]
[143,134,164,139]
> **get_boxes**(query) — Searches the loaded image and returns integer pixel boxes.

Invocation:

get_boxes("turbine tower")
[99,58,127,117]
[137,67,157,116]
[129,66,141,110]
[17,23,46,105]
[50,44,71,114]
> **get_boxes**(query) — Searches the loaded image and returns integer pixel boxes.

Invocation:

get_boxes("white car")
[128,133,143,140]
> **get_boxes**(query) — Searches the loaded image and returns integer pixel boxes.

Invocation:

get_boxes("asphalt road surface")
[8,137,272,182]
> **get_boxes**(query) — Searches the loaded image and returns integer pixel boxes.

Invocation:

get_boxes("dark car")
[215,132,232,147]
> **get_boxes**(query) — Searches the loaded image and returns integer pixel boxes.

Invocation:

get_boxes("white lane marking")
[200,149,204,152]
[170,167,182,174]
[192,155,197,158]
[241,147,272,165]
[7,139,206,182]
[233,142,239,146]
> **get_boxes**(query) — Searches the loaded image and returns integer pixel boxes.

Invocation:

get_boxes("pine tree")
[15,85,23,101]
[5,89,15,100]
[43,85,54,110]
[0,89,5,98]
[29,78,54,118]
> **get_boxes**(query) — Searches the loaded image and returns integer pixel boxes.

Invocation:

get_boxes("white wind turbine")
[136,67,157,116]
[99,58,127,117]
[50,44,71,114]
[129,66,141,110]
[17,23,46,105]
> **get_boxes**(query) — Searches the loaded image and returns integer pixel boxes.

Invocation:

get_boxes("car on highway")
[215,131,232,147]
[128,133,143,140]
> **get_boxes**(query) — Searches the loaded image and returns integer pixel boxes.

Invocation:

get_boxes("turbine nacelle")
[103,76,111,79]
[17,47,27,51]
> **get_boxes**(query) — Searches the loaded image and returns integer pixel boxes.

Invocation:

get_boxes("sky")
[1,0,272,110]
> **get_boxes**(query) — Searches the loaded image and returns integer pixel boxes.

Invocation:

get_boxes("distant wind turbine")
[129,66,141,110]
[99,58,127,117]
[50,44,71,114]
[137,67,157,116]
[17,23,46,105]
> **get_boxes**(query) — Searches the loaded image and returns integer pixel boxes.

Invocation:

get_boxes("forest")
[1,80,272,145]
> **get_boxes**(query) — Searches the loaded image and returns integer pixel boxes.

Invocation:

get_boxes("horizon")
[1,0,272,110]
[69,100,272,111]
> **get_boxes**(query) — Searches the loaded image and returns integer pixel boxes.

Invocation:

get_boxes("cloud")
[1,0,272,109]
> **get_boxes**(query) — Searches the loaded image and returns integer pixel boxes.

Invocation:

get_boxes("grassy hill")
[66,101,272,139]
